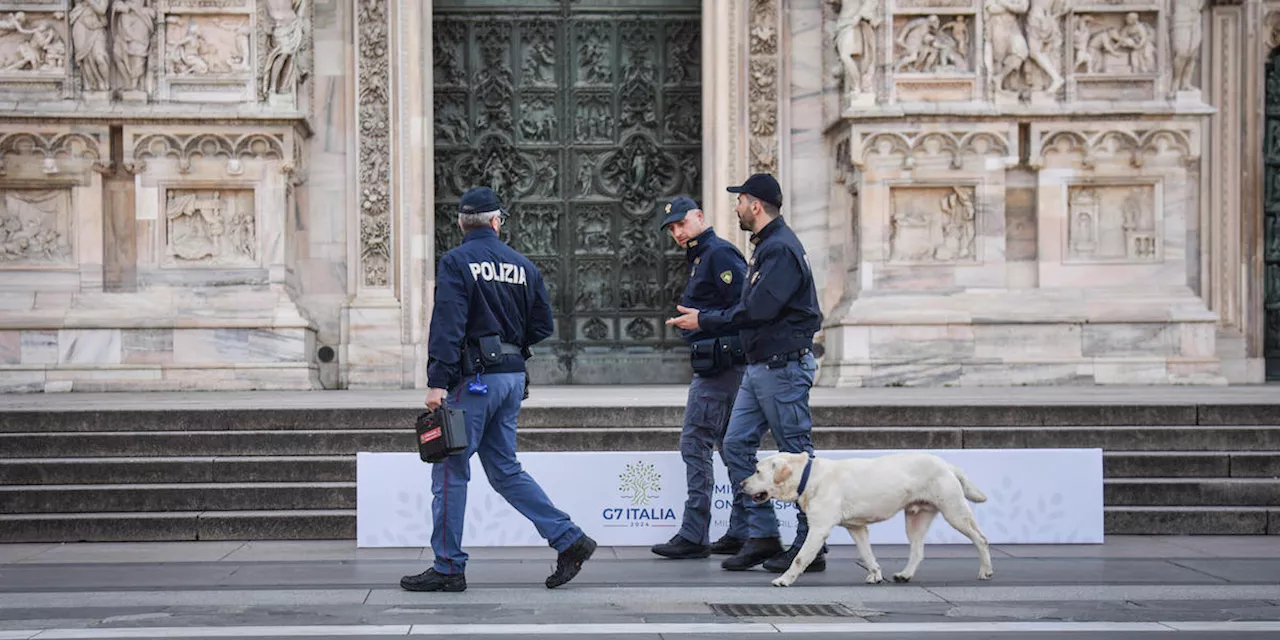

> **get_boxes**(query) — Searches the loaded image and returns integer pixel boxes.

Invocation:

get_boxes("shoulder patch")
[720,270,733,284]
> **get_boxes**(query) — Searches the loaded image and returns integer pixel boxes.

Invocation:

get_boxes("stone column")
[701,0,751,243]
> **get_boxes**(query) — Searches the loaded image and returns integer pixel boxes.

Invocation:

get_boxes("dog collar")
[796,452,815,497]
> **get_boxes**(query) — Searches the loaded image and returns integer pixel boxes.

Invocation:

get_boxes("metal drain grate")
[709,603,859,618]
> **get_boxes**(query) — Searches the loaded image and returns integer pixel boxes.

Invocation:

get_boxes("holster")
[461,335,520,376]
[415,405,468,463]
[690,335,746,376]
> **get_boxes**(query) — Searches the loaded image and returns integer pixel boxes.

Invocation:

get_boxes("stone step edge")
[0,481,355,491]
[0,509,353,521]
[5,425,1280,436]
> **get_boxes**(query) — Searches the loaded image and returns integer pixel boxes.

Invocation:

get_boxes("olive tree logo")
[618,461,662,506]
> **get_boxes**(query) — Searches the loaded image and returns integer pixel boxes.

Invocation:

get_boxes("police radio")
[415,404,468,463]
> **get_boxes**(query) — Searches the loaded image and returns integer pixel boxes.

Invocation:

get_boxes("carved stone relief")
[986,0,1069,96]
[1073,11,1157,76]
[894,14,972,73]
[162,188,256,267]
[70,0,110,93]
[261,0,305,101]
[0,188,72,266]
[0,10,67,73]
[1066,184,1159,262]
[356,0,389,288]
[111,0,156,97]
[749,0,779,174]
[888,186,977,264]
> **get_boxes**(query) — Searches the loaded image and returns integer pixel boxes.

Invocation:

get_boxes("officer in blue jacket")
[401,186,597,593]
[650,196,752,560]
[666,173,825,575]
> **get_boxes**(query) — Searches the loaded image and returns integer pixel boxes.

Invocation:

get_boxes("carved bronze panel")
[1265,51,1280,379]
[434,0,701,384]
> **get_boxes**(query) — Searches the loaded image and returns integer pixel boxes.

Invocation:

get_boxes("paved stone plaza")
[1,536,1279,639]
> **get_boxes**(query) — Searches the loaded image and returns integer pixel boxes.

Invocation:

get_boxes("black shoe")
[762,542,826,574]
[546,534,597,588]
[651,535,711,559]
[400,568,466,592]
[721,536,784,571]
[709,534,745,556]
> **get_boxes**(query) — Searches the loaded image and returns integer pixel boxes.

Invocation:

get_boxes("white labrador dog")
[742,451,994,587]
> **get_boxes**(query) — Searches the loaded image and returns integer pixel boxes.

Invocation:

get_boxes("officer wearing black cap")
[401,186,597,593]
[666,173,826,575]
[650,196,752,561]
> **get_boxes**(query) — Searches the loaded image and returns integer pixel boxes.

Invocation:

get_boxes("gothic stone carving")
[1169,0,1205,92]
[163,188,256,267]
[830,0,879,109]
[0,10,67,73]
[749,0,779,174]
[0,130,107,176]
[70,0,110,92]
[1074,12,1157,76]
[111,0,157,95]
[888,186,977,264]
[986,0,1068,97]
[0,188,72,265]
[131,131,285,174]
[262,0,305,100]
[895,14,972,73]
[356,0,390,288]
[1066,184,1159,262]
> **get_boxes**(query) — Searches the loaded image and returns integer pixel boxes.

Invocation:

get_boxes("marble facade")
[0,0,1270,391]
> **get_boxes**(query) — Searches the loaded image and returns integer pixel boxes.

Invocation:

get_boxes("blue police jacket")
[679,227,747,344]
[426,226,554,390]
[697,216,823,363]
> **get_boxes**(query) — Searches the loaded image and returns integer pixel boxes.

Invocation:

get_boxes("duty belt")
[750,347,811,367]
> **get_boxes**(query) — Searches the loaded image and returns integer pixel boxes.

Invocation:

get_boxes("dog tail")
[950,464,987,503]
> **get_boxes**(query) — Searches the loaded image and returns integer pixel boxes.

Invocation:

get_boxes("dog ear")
[775,463,793,484]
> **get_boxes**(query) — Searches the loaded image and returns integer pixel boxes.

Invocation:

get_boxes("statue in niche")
[831,0,879,101]
[167,19,211,75]
[985,0,1028,94]
[1023,0,1067,93]
[70,0,110,91]
[263,0,306,97]
[1170,0,1205,91]
[1069,188,1098,256]
[111,0,157,92]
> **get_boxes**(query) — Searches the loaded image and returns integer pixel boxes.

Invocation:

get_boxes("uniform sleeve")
[709,246,747,309]
[426,254,470,389]
[525,265,554,346]
[698,245,797,334]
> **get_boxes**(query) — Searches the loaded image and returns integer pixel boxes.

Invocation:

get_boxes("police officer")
[650,196,751,560]
[666,173,825,575]
[400,186,597,593]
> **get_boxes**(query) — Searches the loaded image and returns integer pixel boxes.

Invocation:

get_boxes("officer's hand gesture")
[425,387,447,411]
[666,305,700,330]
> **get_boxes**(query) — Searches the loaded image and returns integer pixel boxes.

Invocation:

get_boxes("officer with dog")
[650,196,752,560]
[666,173,825,575]
[401,186,597,593]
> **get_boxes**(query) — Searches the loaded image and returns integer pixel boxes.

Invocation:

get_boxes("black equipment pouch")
[717,335,746,368]
[689,338,720,375]
[476,335,505,367]
[416,405,468,463]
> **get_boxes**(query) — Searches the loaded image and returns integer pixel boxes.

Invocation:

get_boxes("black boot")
[651,534,711,559]
[708,534,745,556]
[720,536,784,571]
[762,541,826,574]
[546,534,597,588]
[400,568,466,592]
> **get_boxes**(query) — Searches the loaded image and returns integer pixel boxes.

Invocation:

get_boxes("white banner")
[356,449,1103,548]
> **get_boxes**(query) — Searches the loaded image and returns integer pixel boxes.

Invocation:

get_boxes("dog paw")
[864,570,883,584]
[771,576,793,587]
[892,572,912,583]
[978,569,994,581]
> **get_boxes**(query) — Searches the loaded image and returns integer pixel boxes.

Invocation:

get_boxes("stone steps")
[1,403,1277,542]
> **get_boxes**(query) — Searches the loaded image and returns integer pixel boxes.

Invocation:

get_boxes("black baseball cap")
[726,173,783,208]
[660,196,699,228]
[458,186,502,214]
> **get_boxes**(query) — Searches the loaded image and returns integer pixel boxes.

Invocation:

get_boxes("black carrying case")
[415,405,468,463]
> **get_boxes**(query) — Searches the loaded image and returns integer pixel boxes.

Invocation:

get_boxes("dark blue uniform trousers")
[678,365,749,546]
[431,372,583,574]
[722,352,819,544]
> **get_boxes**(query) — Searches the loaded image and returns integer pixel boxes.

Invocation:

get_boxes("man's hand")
[665,305,700,330]
[425,387,447,411]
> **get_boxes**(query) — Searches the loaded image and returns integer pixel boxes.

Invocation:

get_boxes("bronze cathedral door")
[432,0,702,384]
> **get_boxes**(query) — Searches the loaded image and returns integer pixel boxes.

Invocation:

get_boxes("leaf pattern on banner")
[961,475,1080,544]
